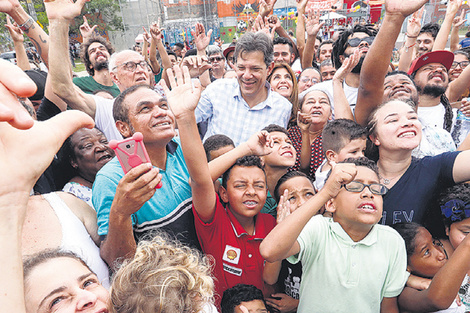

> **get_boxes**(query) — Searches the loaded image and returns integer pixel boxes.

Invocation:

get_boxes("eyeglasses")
[299,77,319,84]
[209,56,224,63]
[451,61,470,69]
[347,36,375,47]
[113,60,150,71]
[342,181,388,195]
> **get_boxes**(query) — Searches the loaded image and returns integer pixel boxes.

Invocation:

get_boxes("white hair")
[108,50,141,72]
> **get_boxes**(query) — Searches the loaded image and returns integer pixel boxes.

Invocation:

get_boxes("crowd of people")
[4,0,470,311]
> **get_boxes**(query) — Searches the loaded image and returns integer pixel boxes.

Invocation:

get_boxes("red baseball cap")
[407,50,454,75]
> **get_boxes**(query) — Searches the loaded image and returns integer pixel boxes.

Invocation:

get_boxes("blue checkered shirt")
[195,78,292,146]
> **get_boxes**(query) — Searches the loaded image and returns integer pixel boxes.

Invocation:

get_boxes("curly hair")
[111,235,214,313]
[80,35,115,76]
[267,62,299,125]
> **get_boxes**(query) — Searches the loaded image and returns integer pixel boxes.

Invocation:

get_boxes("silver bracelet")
[19,16,34,32]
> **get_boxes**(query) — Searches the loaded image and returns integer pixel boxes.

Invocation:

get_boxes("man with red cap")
[408,50,470,132]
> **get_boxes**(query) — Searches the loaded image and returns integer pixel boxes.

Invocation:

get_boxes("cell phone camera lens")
[126,144,131,149]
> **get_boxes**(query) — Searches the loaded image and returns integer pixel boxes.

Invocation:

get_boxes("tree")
[69,0,124,35]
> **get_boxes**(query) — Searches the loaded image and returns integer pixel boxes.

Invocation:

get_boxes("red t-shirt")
[193,195,276,304]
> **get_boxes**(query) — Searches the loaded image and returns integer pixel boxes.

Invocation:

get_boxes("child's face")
[330,138,367,163]
[446,218,470,250]
[234,300,268,313]
[221,166,267,220]
[408,227,447,278]
[262,131,296,168]
[278,176,315,212]
[209,145,234,161]
[329,166,383,233]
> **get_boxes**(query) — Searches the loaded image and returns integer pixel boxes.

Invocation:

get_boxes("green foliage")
[69,0,125,35]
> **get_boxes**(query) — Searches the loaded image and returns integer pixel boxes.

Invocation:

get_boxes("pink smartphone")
[109,132,151,174]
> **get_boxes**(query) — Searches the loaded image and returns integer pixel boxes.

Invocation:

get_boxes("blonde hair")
[111,236,214,313]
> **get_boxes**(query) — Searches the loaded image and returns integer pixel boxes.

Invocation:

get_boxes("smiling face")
[298,68,321,93]
[70,128,114,183]
[318,43,333,63]
[235,50,272,101]
[416,33,434,57]
[119,88,176,145]
[261,131,296,169]
[446,217,470,250]
[383,74,419,104]
[25,257,110,313]
[449,53,469,81]
[111,51,151,91]
[328,166,383,236]
[301,90,331,125]
[370,100,422,152]
[413,62,449,96]
[278,176,315,212]
[270,67,294,98]
[220,166,267,221]
[408,227,447,278]
[87,42,110,70]
[273,43,294,65]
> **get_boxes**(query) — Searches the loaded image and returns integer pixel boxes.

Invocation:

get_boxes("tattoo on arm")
[39,34,47,44]
[29,37,42,56]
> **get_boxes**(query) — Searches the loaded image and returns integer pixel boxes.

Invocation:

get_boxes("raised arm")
[148,22,161,76]
[355,0,427,126]
[45,0,97,117]
[161,66,215,223]
[0,60,93,313]
[190,23,211,86]
[450,11,466,51]
[398,232,470,311]
[332,50,359,120]
[302,10,324,70]
[447,59,470,102]
[1,0,50,67]
[397,9,422,72]
[432,0,462,51]
[5,15,30,71]
[296,0,308,63]
[259,0,276,18]
[260,163,357,262]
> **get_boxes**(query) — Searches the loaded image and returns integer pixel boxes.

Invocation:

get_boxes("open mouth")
[98,154,112,162]
[281,150,294,157]
[243,200,258,209]
[398,130,416,138]
[311,110,323,116]
[390,87,410,97]
[359,203,376,212]
[153,121,171,127]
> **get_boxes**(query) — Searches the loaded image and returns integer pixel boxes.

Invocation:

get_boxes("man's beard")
[417,83,447,98]
[343,53,365,74]
[94,60,109,71]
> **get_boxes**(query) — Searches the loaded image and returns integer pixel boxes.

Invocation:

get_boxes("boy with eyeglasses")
[260,157,409,312]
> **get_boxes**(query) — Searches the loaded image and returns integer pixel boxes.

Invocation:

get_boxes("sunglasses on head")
[347,36,375,47]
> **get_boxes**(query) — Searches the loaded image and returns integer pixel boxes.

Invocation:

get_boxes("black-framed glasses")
[342,181,388,195]
[451,61,470,69]
[113,60,150,71]
[347,36,375,47]
[209,56,224,63]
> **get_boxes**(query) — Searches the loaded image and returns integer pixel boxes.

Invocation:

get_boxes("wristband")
[19,16,34,32]
[405,33,418,38]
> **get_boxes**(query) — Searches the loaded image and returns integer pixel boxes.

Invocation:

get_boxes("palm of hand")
[167,82,200,116]
[44,0,83,21]
[385,0,427,18]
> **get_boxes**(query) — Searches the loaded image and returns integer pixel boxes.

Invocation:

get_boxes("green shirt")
[73,76,120,98]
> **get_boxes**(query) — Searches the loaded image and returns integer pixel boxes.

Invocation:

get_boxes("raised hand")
[142,26,151,43]
[79,16,97,40]
[445,0,463,17]
[44,0,88,21]
[453,9,467,28]
[0,0,21,15]
[191,22,212,52]
[297,111,312,132]
[161,66,202,118]
[384,0,428,18]
[259,0,277,17]
[296,0,308,13]
[322,162,357,199]
[5,15,23,43]
[333,49,360,83]
[406,7,423,37]
[277,189,292,224]
[149,21,163,43]
[305,9,324,36]
[245,130,273,156]
[180,55,211,78]
[253,15,276,40]
[267,14,282,32]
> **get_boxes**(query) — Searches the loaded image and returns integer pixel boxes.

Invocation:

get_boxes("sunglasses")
[342,181,388,195]
[209,56,224,63]
[347,36,375,47]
